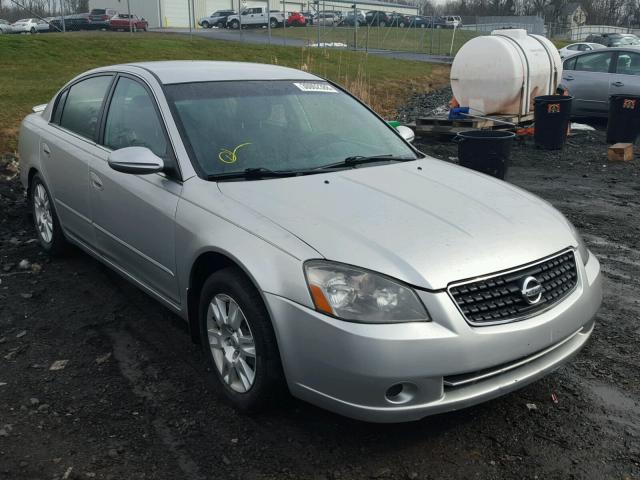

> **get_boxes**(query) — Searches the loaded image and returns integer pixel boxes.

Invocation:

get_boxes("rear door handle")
[42,143,50,155]
[90,171,103,190]
[612,81,625,87]
[564,75,574,81]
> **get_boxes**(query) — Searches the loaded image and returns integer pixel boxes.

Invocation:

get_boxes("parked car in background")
[88,8,118,29]
[226,8,284,29]
[340,10,365,26]
[301,11,314,25]
[388,13,409,27]
[50,14,90,31]
[314,12,339,26]
[199,10,235,28]
[286,11,306,26]
[18,60,601,423]
[560,48,640,116]
[365,10,391,27]
[558,42,605,59]
[586,33,640,47]
[405,15,428,28]
[0,19,13,33]
[442,15,462,28]
[109,14,148,32]
[11,18,49,33]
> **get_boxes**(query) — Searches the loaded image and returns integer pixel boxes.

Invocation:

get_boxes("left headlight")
[304,261,430,323]
[567,220,590,265]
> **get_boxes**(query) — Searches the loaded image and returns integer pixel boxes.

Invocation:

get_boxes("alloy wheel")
[207,294,257,393]
[33,183,53,244]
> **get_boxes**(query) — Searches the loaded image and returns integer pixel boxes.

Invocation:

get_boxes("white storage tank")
[450,29,563,116]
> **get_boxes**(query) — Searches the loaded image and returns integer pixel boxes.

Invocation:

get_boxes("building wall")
[92,0,416,28]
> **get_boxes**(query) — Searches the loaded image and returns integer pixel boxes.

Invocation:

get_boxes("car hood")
[218,158,577,290]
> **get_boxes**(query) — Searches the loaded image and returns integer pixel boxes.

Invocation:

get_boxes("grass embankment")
[0,32,449,154]
[269,25,480,55]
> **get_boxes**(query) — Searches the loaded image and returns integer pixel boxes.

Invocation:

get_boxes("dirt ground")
[0,124,639,480]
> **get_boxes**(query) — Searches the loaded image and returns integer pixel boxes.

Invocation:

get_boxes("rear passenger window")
[51,89,69,125]
[59,76,112,140]
[574,52,613,73]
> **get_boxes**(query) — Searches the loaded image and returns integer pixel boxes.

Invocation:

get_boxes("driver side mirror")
[108,147,164,175]
[396,125,415,143]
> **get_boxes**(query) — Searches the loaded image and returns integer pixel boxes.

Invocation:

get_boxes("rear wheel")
[216,20,225,27]
[30,27,36,34]
[199,268,285,412]
[379,20,386,27]
[229,19,240,29]
[269,17,279,28]
[30,174,68,255]
[201,20,210,28]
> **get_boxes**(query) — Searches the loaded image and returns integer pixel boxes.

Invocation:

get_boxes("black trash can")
[607,94,640,144]
[533,95,573,150]
[456,130,516,179]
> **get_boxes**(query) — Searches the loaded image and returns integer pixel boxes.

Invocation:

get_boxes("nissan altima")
[18,61,602,422]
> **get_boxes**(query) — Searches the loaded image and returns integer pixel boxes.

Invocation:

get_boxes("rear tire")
[201,20,210,28]
[269,18,279,29]
[199,268,285,413]
[379,21,386,27]
[229,19,239,29]
[30,173,68,256]
[30,27,36,34]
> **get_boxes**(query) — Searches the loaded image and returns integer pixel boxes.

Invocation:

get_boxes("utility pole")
[61,0,65,32]
[127,0,132,34]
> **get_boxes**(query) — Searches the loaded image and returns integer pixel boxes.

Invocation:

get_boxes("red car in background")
[286,12,306,26]
[109,13,148,31]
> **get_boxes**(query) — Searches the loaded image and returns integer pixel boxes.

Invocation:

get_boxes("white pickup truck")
[226,7,284,29]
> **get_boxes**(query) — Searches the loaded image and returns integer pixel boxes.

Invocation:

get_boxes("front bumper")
[265,251,602,422]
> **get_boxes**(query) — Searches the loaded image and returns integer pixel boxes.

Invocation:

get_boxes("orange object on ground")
[516,127,535,136]
[449,96,460,108]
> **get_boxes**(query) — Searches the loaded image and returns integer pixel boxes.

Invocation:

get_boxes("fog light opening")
[385,382,417,405]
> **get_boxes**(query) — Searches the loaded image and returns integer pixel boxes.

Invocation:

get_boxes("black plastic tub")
[533,95,573,150]
[607,94,640,144]
[456,130,516,179]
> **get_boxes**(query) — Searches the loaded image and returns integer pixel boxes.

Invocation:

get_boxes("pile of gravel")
[396,86,453,122]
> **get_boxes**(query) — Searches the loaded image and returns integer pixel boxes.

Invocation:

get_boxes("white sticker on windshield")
[293,82,337,93]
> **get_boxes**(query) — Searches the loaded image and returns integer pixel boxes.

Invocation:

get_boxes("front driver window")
[104,77,168,159]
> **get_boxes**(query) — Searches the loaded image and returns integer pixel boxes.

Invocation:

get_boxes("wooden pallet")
[413,112,535,136]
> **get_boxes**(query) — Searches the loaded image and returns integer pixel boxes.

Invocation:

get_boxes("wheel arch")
[187,250,266,344]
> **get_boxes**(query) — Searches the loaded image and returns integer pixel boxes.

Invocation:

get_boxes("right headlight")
[304,261,430,324]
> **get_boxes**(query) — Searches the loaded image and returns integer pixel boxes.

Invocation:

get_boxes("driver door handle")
[564,75,574,81]
[42,143,51,155]
[612,81,625,87]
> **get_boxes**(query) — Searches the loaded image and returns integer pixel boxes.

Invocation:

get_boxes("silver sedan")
[19,61,602,422]
[561,47,640,116]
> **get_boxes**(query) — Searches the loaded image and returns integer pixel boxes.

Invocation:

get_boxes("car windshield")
[165,80,417,178]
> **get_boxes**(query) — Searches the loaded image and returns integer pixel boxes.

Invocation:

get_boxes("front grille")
[449,250,578,326]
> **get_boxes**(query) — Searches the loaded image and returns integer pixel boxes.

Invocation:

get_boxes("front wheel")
[216,21,225,27]
[229,19,240,29]
[201,21,210,28]
[199,268,285,412]
[30,27,36,34]
[30,174,68,255]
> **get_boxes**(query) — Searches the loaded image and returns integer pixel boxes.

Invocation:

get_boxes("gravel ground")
[396,87,453,122]
[1,118,639,480]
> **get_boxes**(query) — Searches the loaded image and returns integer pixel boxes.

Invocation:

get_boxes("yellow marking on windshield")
[219,142,251,164]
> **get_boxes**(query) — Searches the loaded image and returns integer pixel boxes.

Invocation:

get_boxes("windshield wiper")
[207,167,310,181]
[315,154,415,170]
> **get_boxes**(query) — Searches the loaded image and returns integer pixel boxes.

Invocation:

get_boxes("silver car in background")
[561,47,640,116]
[18,61,602,422]
[11,18,50,33]
[558,42,605,59]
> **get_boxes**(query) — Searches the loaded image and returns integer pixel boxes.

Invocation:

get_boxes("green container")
[387,120,401,129]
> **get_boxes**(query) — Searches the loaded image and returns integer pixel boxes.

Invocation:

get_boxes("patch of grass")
[270,25,480,55]
[0,32,449,154]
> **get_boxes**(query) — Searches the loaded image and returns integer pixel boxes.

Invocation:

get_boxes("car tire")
[199,267,285,413]
[269,18,279,29]
[30,173,68,256]
[216,21,224,28]
[229,19,240,29]
[420,23,425,28]
[30,27,36,34]
[202,21,210,28]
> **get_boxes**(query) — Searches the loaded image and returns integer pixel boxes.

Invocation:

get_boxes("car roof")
[89,61,321,84]
[564,46,640,59]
